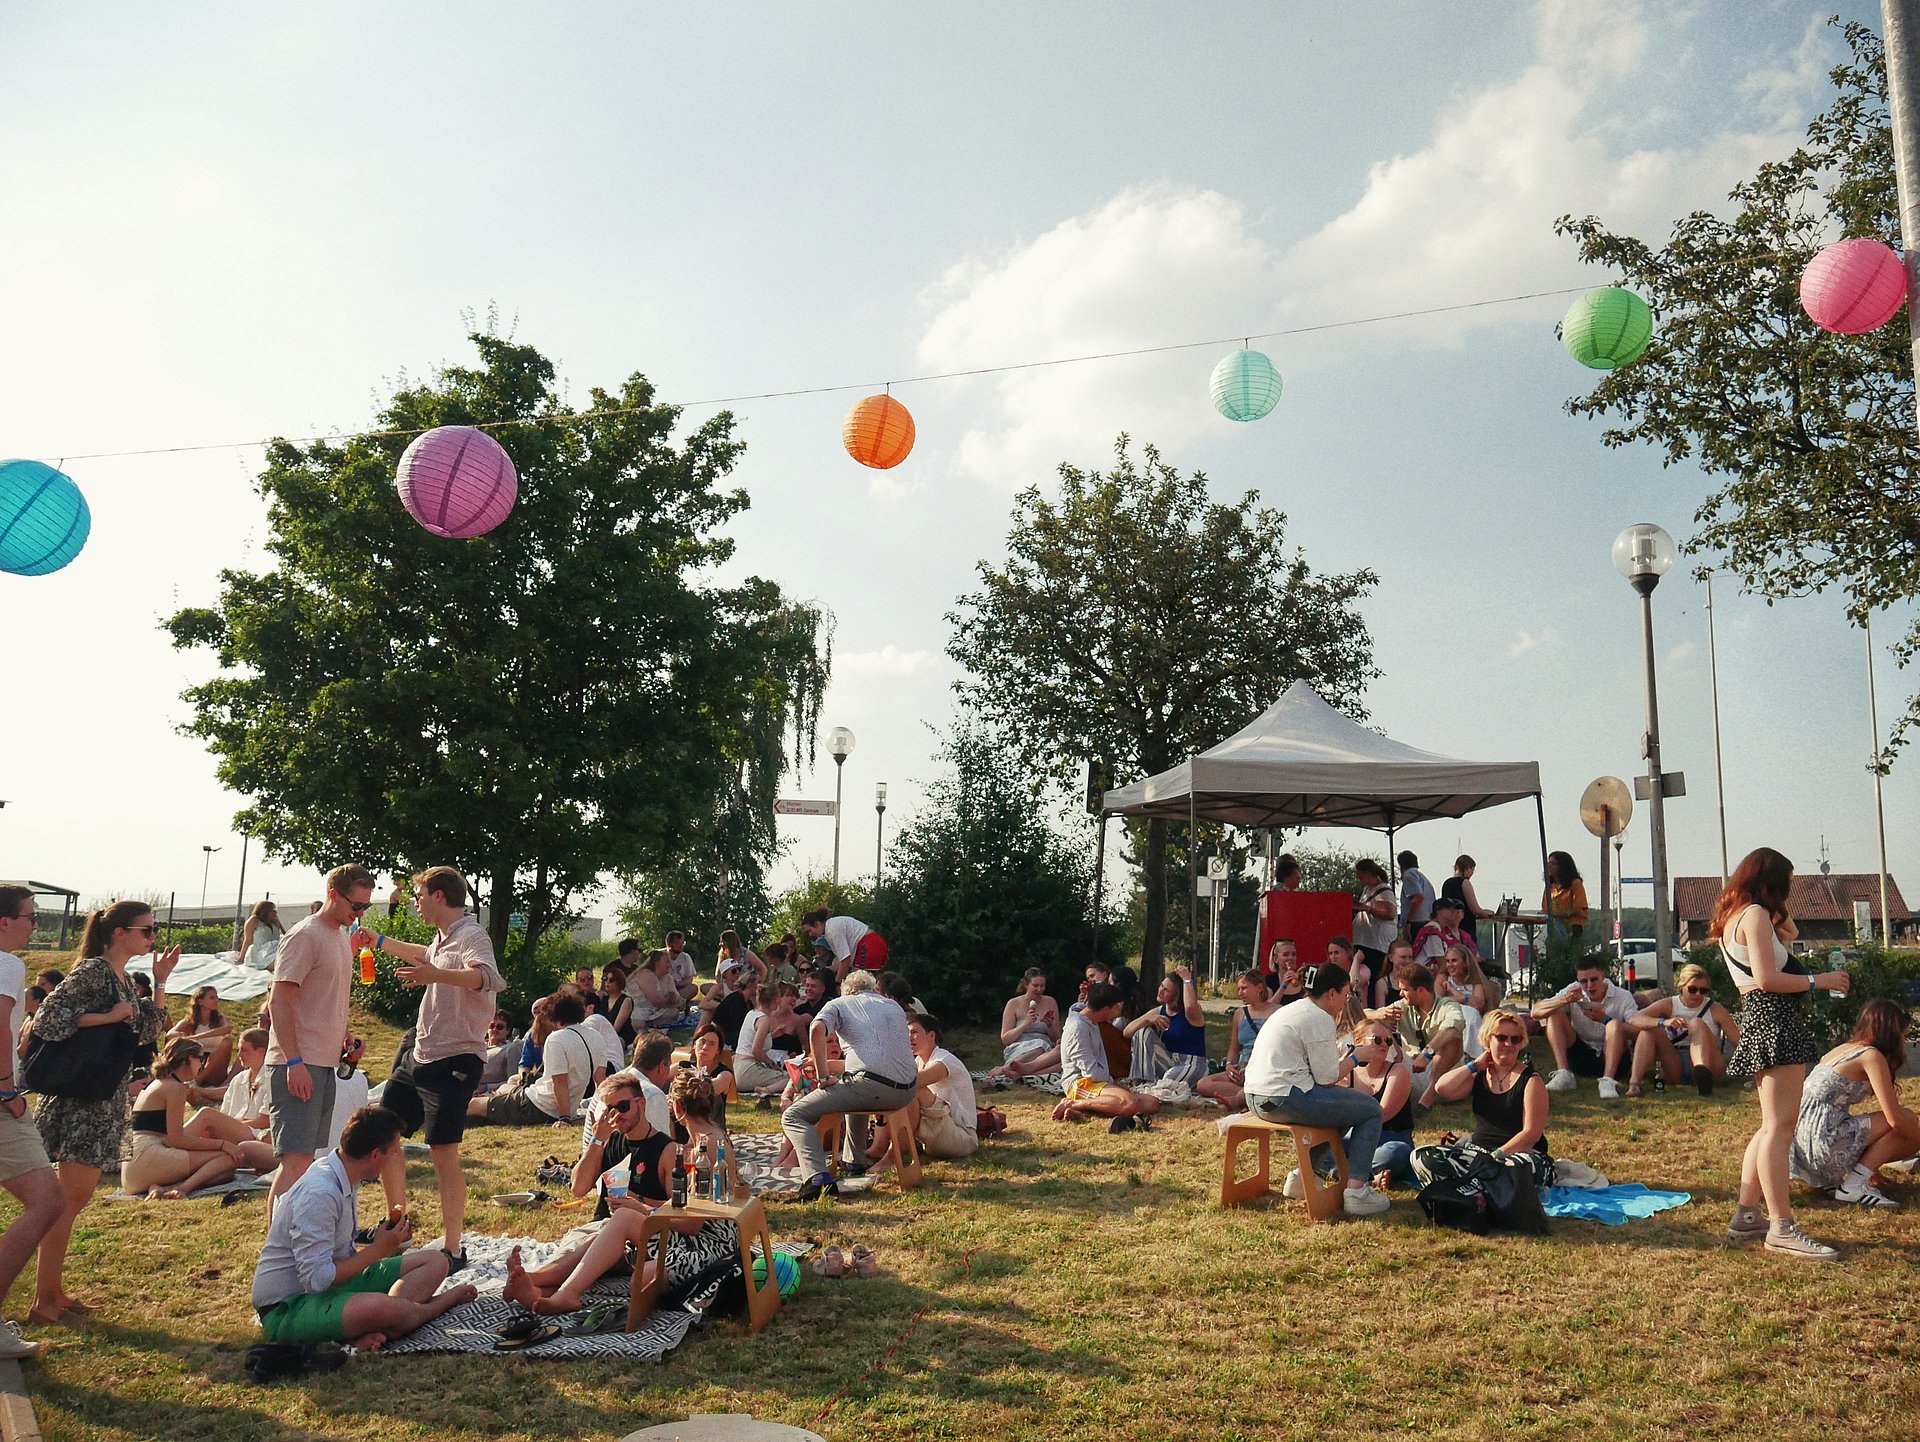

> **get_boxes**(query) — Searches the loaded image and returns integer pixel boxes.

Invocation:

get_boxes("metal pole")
[1091,813,1109,958]
[1597,804,1612,965]
[874,808,884,887]
[199,846,218,923]
[1532,793,1550,1000]
[1883,0,1920,438]
[1704,573,1729,886]
[1614,836,1626,968]
[831,758,845,888]
[1188,772,1199,968]
[231,834,249,951]
[1866,610,1894,947]
[1638,586,1675,990]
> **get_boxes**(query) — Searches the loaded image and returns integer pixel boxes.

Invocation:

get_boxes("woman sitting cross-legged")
[987,969,1061,1083]
[124,1038,276,1198]
[1124,965,1209,1087]
[1413,1011,1553,1189]
[1791,999,1920,1209]
[1195,970,1279,1110]
[1341,1017,1417,1189]
[1241,963,1392,1217]
[1626,962,1740,1098]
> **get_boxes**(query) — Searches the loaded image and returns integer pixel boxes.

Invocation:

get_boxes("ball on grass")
[753,1251,802,1298]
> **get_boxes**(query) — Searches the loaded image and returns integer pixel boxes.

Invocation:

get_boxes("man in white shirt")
[784,971,917,1200]
[0,887,60,1358]
[663,931,698,1002]
[1051,982,1158,1131]
[576,991,623,1081]
[578,1031,674,1146]
[220,1027,273,1130]
[1532,959,1640,1098]
[801,908,890,983]
[1397,851,1436,936]
[468,992,594,1124]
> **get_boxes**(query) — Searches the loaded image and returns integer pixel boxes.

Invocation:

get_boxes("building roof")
[1673,873,1914,925]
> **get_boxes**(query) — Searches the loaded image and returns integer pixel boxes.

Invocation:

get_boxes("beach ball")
[1800,238,1907,334]
[842,395,915,469]
[1210,349,1283,421]
[0,460,90,576]
[752,1250,802,1298]
[394,426,518,538]
[1562,288,1653,370]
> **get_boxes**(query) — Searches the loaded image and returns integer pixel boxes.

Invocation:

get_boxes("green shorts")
[259,1256,405,1345]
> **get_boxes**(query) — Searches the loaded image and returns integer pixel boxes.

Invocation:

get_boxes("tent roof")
[1102,682,1541,830]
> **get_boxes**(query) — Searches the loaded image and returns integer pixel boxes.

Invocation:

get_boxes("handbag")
[1416,1141,1550,1235]
[22,1019,145,1101]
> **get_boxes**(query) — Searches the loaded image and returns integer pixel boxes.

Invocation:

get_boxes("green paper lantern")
[1209,349,1283,421]
[1561,287,1652,370]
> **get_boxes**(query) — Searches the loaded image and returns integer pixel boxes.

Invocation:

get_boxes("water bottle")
[711,1138,727,1201]
[693,1137,712,1201]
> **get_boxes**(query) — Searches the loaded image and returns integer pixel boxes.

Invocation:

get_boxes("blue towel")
[1541,1183,1691,1225]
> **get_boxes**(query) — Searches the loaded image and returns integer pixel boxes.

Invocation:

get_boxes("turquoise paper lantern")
[0,460,90,576]
[1561,288,1653,370]
[1210,349,1283,421]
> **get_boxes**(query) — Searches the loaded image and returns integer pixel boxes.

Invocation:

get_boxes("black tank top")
[1440,876,1480,950]
[1371,1066,1415,1135]
[1470,1059,1546,1154]
[131,1109,168,1135]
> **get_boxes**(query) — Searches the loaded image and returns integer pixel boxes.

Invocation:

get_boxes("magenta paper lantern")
[394,426,518,538]
[1799,238,1908,334]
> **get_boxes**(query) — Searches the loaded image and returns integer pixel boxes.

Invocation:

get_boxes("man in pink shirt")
[354,867,502,1270]
[267,865,374,1205]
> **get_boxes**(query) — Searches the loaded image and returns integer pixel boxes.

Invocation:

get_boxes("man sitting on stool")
[1052,981,1160,1133]
[1532,957,1638,1099]
[782,970,917,1202]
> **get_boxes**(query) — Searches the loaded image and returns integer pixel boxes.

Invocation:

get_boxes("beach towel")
[1540,1184,1691,1225]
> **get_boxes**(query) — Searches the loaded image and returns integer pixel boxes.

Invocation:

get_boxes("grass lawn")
[10,996,1920,1441]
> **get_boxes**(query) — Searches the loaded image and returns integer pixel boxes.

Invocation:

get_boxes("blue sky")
[3,0,1908,931]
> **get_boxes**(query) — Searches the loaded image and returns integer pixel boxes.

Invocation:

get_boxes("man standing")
[267,865,374,1205]
[800,909,889,984]
[0,888,63,1358]
[784,971,917,1201]
[1052,981,1159,1132]
[1532,959,1638,1099]
[251,1106,476,1351]
[353,867,502,1270]
[1397,851,1435,938]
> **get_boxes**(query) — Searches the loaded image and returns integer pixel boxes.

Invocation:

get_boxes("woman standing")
[239,901,283,972]
[30,902,174,1323]
[988,969,1061,1083]
[1542,852,1589,946]
[1792,999,1920,1209]
[1351,860,1398,978]
[1440,856,1494,957]
[1718,848,1852,1261]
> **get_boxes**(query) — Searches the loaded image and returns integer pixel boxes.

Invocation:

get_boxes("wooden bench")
[818,1109,923,1190]
[1219,1115,1348,1220]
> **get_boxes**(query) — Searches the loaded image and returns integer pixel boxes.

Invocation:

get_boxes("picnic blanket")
[112,1170,274,1202]
[367,1232,811,1360]
[126,951,273,1003]
[972,1070,1220,1107]
[727,1130,879,1197]
[1540,1184,1691,1225]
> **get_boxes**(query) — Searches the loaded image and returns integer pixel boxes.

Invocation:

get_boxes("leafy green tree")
[167,334,829,969]
[762,875,874,959]
[1555,23,1920,755]
[947,437,1378,1003]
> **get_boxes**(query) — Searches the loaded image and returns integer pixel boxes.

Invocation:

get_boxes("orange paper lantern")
[842,394,915,469]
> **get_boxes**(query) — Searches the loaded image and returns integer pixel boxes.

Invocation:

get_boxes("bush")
[1680,941,1920,1047]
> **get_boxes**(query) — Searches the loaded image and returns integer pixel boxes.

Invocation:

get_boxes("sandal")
[494,1315,563,1351]
[849,1244,878,1278]
[563,1303,623,1336]
[1625,1084,1644,1098]
[811,1245,848,1279]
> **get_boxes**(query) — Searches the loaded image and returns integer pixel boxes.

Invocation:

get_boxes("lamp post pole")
[1865,611,1893,947]
[1614,523,1678,990]
[1882,0,1920,436]
[875,783,888,887]
[231,834,250,951]
[1703,572,1730,887]
[827,727,855,889]
[200,845,221,930]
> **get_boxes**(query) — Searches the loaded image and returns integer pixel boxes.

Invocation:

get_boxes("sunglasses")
[1359,1036,1395,1048]
[126,924,157,937]
[1491,1034,1525,1046]
[345,900,373,914]
[1682,986,1709,996]
[606,1096,640,1116]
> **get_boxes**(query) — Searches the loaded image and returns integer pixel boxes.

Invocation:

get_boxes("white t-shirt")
[324,1068,370,1152]
[0,949,23,1050]
[1353,884,1398,952]
[920,1045,976,1119]
[1060,1008,1109,1089]
[820,916,870,963]
[1559,980,1640,1047]
[221,1066,271,1126]
[667,949,697,990]
[580,1013,622,1074]
[531,1026,595,1119]
[1244,999,1340,1099]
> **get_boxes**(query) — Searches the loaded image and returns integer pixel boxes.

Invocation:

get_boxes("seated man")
[1532,959,1638,1099]
[468,991,594,1125]
[250,1106,476,1351]
[1367,963,1465,1107]
[582,1031,675,1146]
[781,970,917,1202]
[220,1026,272,1132]
[480,1010,522,1090]
[1052,981,1159,1132]
[1411,895,1477,967]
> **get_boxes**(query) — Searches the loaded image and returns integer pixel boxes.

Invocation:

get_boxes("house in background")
[1674,873,1915,948]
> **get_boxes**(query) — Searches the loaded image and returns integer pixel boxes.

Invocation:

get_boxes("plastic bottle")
[712,1137,728,1201]
[692,1137,712,1202]
[358,948,376,986]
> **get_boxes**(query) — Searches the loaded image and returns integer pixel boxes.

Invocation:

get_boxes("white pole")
[1704,573,1730,886]
[1884,0,1920,437]
[1866,610,1894,947]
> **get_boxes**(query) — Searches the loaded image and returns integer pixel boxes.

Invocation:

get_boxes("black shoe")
[441,1247,468,1276]
[352,1227,376,1245]
[1135,1115,1152,1133]
[1108,1116,1136,1134]
[1695,1071,1715,1097]
[797,1174,840,1203]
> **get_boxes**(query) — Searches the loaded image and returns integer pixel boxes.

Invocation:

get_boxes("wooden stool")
[816,1109,922,1189]
[1220,1115,1349,1221]
[627,1194,783,1334]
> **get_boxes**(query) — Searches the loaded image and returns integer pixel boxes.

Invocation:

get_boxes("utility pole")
[1884,0,1920,436]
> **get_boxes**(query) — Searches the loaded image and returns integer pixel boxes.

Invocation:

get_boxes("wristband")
[1464,1059,1479,1076]
[286,1057,304,1068]
[376,933,386,951]
[1808,974,1819,994]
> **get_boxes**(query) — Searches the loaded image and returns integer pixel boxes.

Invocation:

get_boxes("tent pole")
[1188,771,1199,970]
[1533,792,1550,1001]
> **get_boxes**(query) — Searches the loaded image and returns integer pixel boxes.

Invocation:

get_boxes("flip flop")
[494,1317,562,1351]
[811,1245,848,1278]
[563,1304,623,1336]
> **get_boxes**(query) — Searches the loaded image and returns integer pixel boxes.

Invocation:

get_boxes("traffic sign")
[1621,876,1653,885]
[774,799,837,817]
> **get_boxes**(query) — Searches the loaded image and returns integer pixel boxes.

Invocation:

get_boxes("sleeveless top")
[1158,1005,1208,1058]
[245,924,282,970]
[1440,876,1480,949]
[1667,992,1722,1039]
[1369,1065,1415,1135]
[1721,905,1805,991]
[1470,1059,1545,1154]
[131,1109,168,1135]
[592,1127,672,1221]
[1235,1006,1268,1055]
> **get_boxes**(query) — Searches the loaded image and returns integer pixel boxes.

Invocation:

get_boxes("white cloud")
[836,645,937,678]
[1509,628,1556,658]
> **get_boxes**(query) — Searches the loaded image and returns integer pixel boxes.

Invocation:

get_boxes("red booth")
[1255,890,1353,979]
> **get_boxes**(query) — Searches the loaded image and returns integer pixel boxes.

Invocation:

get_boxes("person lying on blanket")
[251,1106,477,1350]
[504,1073,733,1316]
[1051,982,1159,1132]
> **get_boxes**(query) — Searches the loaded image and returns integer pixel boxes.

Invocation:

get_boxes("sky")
[2,0,1910,936]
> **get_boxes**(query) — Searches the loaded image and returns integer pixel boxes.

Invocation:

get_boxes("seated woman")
[870,1013,979,1171]
[503,1073,730,1316]
[1414,1011,1552,1188]
[1195,970,1279,1110]
[599,966,634,1050]
[735,983,800,1095]
[1792,999,1920,1208]
[124,1038,275,1198]
[1342,1018,1417,1188]
[1264,940,1305,1005]
[625,949,686,1032]
[167,986,234,1084]
[1324,938,1371,1019]
[1123,966,1209,1087]
[1432,946,1490,1059]
[677,1021,738,1130]
[988,969,1061,1083]
[1627,961,1740,1097]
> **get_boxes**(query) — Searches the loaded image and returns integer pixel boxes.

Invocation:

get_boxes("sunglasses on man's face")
[606,1096,640,1116]
[344,900,372,914]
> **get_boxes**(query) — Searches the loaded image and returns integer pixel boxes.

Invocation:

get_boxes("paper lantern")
[1210,349,1283,421]
[842,394,915,469]
[0,459,90,576]
[1561,288,1653,370]
[1800,238,1907,334]
[394,426,518,538]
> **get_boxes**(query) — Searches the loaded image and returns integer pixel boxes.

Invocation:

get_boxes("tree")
[867,723,1117,1025]
[947,437,1378,1003]
[764,875,874,954]
[1555,23,1920,757]
[167,333,829,968]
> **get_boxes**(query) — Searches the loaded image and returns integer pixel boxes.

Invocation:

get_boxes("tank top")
[1440,876,1480,951]
[1159,1005,1208,1058]
[1369,1065,1415,1135]
[1721,905,1805,990]
[1667,992,1722,1039]
[1469,1059,1545,1154]
[131,1109,168,1135]
[592,1127,672,1221]
[1235,1006,1268,1055]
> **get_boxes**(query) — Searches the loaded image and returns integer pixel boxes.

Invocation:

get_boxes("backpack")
[1417,1143,1549,1235]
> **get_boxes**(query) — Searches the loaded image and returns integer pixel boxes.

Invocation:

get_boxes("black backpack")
[1417,1144,1549,1235]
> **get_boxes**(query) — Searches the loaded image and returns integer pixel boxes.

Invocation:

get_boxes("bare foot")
[26,1307,70,1327]
[349,1331,389,1352]
[56,1296,91,1315]
[501,1248,542,1311]
[442,1283,478,1308]
[157,1188,185,1201]
[536,1289,581,1317]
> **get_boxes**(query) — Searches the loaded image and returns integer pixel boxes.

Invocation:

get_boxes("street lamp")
[875,782,888,887]
[827,727,855,887]
[199,844,222,930]
[1613,522,1677,988]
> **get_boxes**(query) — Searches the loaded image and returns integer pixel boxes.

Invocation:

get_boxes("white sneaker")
[1764,1220,1839,1261]
[1596,1077,1621,1101]
[1342,1185,1391,1217]
[0,1323,39,1360]
[1545,1068,1577,1093]
[1834,1180,1900,1209]
[1282,1168,1304,1199]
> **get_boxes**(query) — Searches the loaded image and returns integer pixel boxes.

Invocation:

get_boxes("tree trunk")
[1137,815,1167,1016]
[487,859,514,961]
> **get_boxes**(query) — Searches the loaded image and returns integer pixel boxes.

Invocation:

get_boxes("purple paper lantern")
[1799,238,1908,335]
[394,426,518,538]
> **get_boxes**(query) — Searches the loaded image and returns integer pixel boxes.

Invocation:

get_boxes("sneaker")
[1833,1180,1900,1209]
[1545,1068,1577,1094]
[1764,1221,1840,1262]
[1726,1206,1768,1242]
[1695,1071,1716,1097]
[1597,1077,1621,1101]
[1107,1116,1136,1135]
[1342,1185,1391,1217]
[0,1322,37,1361]
[796,1174,840,1203]
[440,1247,469,1275]
[1282,1168,1305,1200]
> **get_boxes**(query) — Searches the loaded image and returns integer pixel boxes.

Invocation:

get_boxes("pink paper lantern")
[1799,238,1908,335]
[394,426,518,538]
